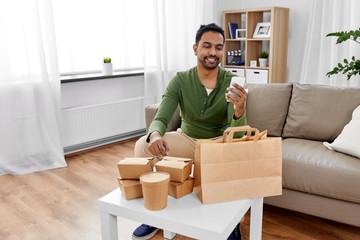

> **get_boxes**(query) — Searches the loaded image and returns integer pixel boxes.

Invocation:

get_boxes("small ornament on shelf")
[227,50,245,66]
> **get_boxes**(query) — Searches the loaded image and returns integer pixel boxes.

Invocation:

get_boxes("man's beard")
[199,56,220,69]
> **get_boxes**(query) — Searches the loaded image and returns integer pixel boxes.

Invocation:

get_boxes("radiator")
[61,97,146,149]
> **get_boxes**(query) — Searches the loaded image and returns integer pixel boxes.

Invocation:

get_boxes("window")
[52,0,144,74]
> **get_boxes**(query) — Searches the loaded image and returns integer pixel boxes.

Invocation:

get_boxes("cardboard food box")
[155,156,193,183]
[168,177,194,199]
[131,157,156,169]
[117,158,153,179]
[117,178,143,200]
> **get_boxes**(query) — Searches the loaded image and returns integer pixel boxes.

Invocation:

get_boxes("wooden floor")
[1,138,359,240]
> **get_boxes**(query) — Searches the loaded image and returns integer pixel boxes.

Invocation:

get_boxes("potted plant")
[102,57,113,75]
[326,28,360,80]
[258,51,269,67]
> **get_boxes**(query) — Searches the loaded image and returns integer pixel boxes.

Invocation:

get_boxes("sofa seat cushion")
[282,138,360,203]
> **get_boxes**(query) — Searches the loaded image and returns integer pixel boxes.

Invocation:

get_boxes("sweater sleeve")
[146,75,180,142]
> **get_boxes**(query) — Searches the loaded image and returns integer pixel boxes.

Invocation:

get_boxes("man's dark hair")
[195,23,225,45]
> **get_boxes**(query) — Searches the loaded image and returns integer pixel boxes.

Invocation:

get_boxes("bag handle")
[230,130,267,142]
[222,126,260,142]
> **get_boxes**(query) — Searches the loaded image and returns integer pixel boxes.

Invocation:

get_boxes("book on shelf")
[228,22,238,39]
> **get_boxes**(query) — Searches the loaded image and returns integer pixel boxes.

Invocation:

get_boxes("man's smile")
[205,56,218,63]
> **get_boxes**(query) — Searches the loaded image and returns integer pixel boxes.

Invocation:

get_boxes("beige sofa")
[145,83,360,227]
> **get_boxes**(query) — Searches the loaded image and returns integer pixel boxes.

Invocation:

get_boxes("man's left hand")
[225,82,247,119]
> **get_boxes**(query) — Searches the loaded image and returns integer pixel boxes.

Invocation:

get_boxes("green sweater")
[147,66,247,140]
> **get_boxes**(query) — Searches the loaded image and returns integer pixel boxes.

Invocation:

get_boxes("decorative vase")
[102,63,113,75]
[259,58,268,67]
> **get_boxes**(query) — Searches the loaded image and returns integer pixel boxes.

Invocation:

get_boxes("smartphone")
[227,77,245,100]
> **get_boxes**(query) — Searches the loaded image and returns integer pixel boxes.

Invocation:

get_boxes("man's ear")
[193,44,198,56]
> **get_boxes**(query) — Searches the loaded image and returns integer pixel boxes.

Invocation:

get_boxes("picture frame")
[235,29,246,39]
[252,22,271,38]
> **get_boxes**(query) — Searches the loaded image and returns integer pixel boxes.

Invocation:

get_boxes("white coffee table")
[99,188,263,240]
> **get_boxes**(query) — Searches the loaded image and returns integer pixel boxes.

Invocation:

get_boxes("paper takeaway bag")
[194,126,282,204]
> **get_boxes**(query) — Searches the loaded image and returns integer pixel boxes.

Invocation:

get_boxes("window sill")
[60,69,144,83]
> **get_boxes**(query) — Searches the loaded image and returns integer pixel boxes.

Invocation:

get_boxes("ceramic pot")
[102,63,113,75]
[259,58,268,67]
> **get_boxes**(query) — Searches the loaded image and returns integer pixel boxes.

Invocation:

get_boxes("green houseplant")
[259,51,269,58]
[326,28,360,80]
[258,51,269,67]
[102,57,113,75]
[103,57,112,63]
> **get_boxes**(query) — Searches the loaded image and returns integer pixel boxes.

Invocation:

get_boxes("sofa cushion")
[282,83,360,142]
[245,83,292,137]
[282,138,360,203]
[324,104,360,159]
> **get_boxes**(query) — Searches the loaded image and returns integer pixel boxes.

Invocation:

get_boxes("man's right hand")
[148,131,169,157]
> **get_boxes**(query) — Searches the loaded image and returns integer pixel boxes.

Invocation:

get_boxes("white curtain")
[300,0,360,87]
[0,0,67,175]
[143,0,215,106]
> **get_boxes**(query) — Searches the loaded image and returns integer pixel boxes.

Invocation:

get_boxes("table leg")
[249,198,263,240]
[163,230,176,239]
[100,211,118,240]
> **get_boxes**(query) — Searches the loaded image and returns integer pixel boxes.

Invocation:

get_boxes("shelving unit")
[222,7,289,83]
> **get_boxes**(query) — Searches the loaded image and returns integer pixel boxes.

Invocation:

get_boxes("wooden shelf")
[247,38,270,41]
[223,65,246,69]
[247,66,270,70]
[222,7,289,83]
[226,39,246,42]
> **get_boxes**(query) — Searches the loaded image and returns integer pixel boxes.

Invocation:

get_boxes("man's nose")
[209,47,216,55]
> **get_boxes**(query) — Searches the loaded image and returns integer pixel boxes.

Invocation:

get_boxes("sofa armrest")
[145,103,181,133]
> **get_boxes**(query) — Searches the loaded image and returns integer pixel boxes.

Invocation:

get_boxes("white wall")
[215,0,313,83]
